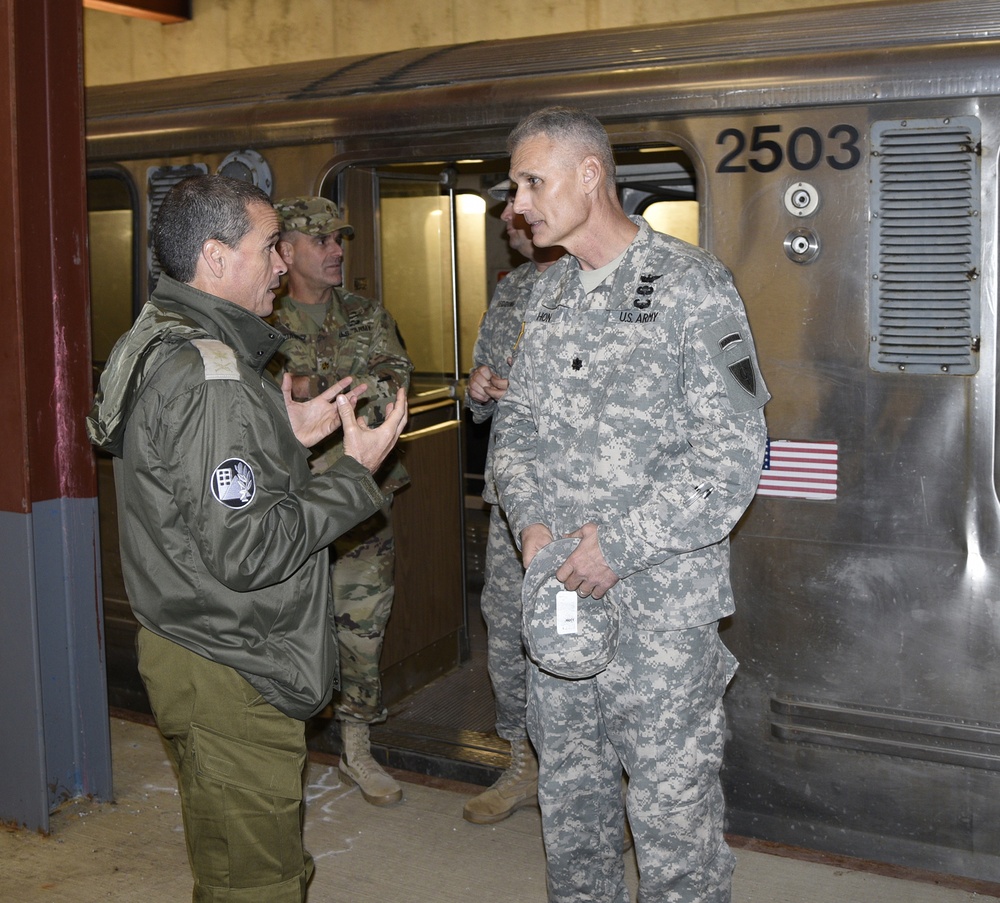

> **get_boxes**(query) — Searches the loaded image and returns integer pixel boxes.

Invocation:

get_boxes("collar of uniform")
[542,218,650,310]
[152,274,286,374]
[604,216,654,308]
[278,295,334,330]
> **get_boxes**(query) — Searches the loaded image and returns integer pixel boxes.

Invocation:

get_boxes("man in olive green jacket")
[87,175,406,903]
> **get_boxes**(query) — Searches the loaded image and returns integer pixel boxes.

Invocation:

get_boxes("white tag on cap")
[556,591,579,635]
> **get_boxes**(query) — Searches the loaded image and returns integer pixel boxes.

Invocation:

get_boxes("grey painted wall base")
[0,497,112,832]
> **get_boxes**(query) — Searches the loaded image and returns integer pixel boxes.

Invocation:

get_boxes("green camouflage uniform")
[494,218,769,902]
[269,288,412,725]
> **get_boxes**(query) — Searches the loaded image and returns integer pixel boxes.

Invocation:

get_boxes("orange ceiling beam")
[82,0,190,23]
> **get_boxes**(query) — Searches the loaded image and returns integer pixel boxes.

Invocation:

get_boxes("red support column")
[0,0,111,831]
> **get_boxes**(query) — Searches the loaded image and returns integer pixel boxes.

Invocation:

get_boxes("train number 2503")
[715,124,861,173]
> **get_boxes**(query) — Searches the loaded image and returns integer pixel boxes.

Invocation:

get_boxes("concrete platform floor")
[2,716,997,902]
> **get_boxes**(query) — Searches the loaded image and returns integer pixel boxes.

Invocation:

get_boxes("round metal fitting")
[783,228,821,264]
[217,149,274,197]
[783,181,820,217]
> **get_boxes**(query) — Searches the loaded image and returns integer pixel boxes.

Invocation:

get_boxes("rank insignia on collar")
[572,357,583,371]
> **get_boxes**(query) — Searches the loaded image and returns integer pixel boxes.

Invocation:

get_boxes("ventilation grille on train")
[146,163,209,292]
[869,117,981,375]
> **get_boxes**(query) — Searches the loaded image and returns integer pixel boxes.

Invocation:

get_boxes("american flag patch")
[757,439,838,501]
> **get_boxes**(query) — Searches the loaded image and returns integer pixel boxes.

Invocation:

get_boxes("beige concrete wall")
[84,0,884,86]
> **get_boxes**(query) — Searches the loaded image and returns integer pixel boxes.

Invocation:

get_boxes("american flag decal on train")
[756,439,838,501]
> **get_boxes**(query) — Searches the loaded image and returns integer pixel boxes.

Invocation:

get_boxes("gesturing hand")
[282,374,368,448]
[338,387,408,474]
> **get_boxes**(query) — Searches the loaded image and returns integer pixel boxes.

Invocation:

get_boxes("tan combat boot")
[463,737,538,824]
[338,721,403,806]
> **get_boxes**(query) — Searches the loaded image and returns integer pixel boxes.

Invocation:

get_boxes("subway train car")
[84,0,1000,885]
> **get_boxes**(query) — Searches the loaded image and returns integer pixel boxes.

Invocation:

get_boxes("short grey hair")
[507,107,616,188]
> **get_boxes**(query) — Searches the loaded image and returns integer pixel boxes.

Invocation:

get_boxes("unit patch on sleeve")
[211,458,256,508]
[699,314,769,412]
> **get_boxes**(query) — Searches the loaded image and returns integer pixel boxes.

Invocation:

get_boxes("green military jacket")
[87,275,386,719]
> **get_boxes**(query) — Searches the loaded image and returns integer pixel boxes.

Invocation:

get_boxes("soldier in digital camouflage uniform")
[493,108,769,902]
[270,197,413,807]
[463,179,564,825]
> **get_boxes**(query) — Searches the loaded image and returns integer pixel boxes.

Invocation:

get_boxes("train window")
[869,117,981,375]
[379,177,459,378]
[340,164,490,385]
[454,191,488,378]
[617,150,699,245]
[640,200,699,246]
[87,169,140,631]
[87,170,139,381]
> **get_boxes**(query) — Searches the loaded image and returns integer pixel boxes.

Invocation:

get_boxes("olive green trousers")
[137,628,314,902]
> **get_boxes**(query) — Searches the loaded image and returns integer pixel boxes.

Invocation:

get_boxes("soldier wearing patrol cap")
[270,196,413,807]
[493,108,769,902]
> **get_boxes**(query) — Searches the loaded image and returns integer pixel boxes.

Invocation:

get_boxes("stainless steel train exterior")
[84,0,1000,884]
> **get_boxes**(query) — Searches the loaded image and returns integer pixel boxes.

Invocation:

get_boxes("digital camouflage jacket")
[494,218,769,631]
[466,261,538,506]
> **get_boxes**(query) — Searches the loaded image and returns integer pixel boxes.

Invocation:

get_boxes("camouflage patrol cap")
[273,196,354,238]
[521,537,620,679]
[488,178,513,201]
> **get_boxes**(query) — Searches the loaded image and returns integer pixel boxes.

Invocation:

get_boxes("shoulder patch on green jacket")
[191,339,240,381]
